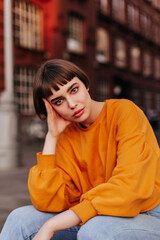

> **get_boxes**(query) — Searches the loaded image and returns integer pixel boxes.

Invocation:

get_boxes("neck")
[80,100,105,127]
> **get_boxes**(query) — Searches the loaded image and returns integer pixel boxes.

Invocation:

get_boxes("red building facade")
[0,0,160,120]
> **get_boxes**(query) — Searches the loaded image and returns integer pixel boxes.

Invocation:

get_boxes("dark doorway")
[113,75,133,100]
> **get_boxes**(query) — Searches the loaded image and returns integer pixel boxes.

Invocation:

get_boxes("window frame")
[112,0,125,23]
[66,12,85,54]
[14,66,36,115]
[114,37,127,69]
[13,0,44,50]
[96,27,110,64]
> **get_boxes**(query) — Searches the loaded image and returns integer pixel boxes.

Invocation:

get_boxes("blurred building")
[1,0,160,112]
[0,0,160,167]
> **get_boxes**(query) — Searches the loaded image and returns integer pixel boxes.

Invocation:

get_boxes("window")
[14,0,43,50]
[96,28,110,63]
[152,23,160,45]
[127,3,139,32]
[99,0,109,15]
[150,0,160,11]
[14,67,36,114]
[67,13,84,54]
[155,92,160,112]
[130,45,141,72]
[145,91,151,110]
[143,51,152,77]
[96,77,108,101]
[132,88,139,106]
[140,13,151,39]
[154,56,160,79]
[112,0,125,23]
[114,38,126,68]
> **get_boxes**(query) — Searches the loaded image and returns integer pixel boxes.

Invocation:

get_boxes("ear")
[87,87,89,91]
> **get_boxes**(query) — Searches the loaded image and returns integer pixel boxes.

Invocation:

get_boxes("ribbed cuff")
[70,199,97,224]
[37,152,56,169]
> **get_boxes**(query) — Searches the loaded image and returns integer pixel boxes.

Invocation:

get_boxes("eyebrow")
[50,82,78,103]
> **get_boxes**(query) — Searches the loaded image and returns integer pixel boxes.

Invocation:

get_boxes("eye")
[54,99,63,106]
[71,87,78,93]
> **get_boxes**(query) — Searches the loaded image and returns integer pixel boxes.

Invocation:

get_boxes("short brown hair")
[33,59,89,120]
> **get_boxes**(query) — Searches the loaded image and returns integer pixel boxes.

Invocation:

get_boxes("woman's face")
[47,77,92,125]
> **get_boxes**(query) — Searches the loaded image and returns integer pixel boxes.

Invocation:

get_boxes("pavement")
[0,140,44,232]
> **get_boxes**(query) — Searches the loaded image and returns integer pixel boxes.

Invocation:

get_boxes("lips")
[73,108,85,118]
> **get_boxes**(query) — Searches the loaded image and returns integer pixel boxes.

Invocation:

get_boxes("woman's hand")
[43,99,71,138]
[42,99,71,154]
[33,210,81,240]
[32,220,54,240]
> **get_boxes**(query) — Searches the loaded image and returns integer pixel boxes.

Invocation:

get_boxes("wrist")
[42,220,55,239]
[46,132,58,142]
[42,132,58,155]
[45,210,81,232]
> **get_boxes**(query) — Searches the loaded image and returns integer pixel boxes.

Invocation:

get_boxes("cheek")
[54,107,64,116]
[53,106,68,118]
[78,89,90,102]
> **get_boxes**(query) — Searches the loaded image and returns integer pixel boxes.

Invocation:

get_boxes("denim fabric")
[77,204,160,240]
[1,204,160,240]
[0,206,79,240]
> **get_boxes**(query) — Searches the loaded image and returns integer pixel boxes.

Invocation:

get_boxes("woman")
[1,59,160,240]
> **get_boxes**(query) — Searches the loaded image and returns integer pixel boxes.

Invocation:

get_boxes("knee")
[77,219,100,240]
[7,206,32,222]
[77,216,119,240]
[0,206,35,239]
[77,225,105,240]
[3,205,34,231]
[77,226,92,240]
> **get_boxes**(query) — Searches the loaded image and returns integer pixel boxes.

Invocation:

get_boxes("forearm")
[46,209,81,232]
[42,132,58,154]
[33,209,81,239]
[42,99,71,155]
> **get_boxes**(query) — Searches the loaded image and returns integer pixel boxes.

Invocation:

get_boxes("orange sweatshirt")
[28,99,160,224]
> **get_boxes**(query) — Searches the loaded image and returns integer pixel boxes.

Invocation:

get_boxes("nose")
[67,97,77,109]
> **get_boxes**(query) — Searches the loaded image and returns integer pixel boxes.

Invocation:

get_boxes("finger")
[42,98,51,110]
[42,99,55,116]
[42,99,60,124]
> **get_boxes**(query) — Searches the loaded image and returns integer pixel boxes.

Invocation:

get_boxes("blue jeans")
[1,204,160,240]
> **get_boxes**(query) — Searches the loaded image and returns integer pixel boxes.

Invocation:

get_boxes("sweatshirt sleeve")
[71,100,160,223]
[28,137,81,212]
